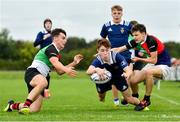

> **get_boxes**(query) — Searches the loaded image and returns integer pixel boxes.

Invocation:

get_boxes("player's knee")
[130,80,137,85]
[30,107,41,113]
[129,77,140,85]
[145,69,153,77]
[124,96,131,103]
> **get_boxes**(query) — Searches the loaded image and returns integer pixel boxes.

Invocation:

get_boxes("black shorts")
[95,76,128,93]
[24,68,50,97]
[133,62,144,70]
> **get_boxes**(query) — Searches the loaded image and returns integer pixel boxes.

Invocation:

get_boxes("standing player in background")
[34,18,53,49]
[100,5,132,107]
[4,28,83,114]
[34,18,53,98]
[112,24,171,111]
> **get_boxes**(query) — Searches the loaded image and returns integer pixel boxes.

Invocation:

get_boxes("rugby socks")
[10,99,32,110]
[144,95,150,101]
[114,98,119,105]
[24,99,33,107]
[132,93,139,98]
[11,102,20,110]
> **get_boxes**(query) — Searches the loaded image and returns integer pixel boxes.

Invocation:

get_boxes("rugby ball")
[90,70,112,84]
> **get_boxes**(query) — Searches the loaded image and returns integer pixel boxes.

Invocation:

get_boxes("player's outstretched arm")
[49,56,77,77]
[66,54,84,68]
[132,51,157,64]
[86,66,106,80]
[56,54,83,75]
[111,45,127,53]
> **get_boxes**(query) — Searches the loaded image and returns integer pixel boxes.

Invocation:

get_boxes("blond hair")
[111,5,123,12]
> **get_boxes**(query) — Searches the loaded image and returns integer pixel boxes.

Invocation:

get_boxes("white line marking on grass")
[62,105,95,107]
[160,114,180,119]
[153,93,180,105]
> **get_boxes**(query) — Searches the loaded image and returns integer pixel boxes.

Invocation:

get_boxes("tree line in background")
[0,28,180,70]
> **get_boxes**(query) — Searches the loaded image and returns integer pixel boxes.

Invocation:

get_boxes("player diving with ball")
[86,38,141,110]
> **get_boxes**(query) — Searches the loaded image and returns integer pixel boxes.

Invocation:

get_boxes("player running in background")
[100,5,132,107]
[4,28,83,114]
[86,38,140,109]
[112,24,171,111]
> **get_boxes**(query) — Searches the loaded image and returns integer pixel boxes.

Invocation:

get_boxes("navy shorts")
[24,68,50,97]
[95,76,128,93]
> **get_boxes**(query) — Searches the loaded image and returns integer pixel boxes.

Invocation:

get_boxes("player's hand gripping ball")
[90,70,112,84]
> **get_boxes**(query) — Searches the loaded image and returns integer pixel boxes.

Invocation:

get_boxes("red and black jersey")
[45,44,61,61]
[126,35,171,66]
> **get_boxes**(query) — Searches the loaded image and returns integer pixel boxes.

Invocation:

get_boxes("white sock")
[114,98,119,105]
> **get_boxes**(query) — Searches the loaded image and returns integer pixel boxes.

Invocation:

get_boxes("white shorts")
[142,63,171,80]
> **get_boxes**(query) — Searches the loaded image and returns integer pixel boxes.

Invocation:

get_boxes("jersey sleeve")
[127,22,133,34]
[147,37,157,52]
[34,31,43,47]
[45,45,59,59]
[100,24,108,38]
[126,39,138,49]
[115,53,128,69]
[91,58,102,68]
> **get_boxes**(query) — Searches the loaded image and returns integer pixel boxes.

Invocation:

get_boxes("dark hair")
[97,38,111,49]
[43,18,52,27]
[51,28,66,38]
[111,5,123,11]
[131,24,146,34]
[130,20,138,27]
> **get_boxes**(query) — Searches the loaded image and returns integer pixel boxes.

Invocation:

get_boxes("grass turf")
[0,71,180,121]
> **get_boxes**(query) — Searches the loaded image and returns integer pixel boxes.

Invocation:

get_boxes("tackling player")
[4,28,83,114]
[112,24,171,111]
[34,18,53,98]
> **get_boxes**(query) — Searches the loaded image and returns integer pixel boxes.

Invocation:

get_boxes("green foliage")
[1,28,180,70]
[0,29,17,60]
[165,41,180,58]
[61,43,96,70]
[17,41,38,68]
[0,29,38,70]
[63,37,87,52]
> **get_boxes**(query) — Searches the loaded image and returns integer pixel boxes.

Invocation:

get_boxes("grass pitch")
[0,71,180,121]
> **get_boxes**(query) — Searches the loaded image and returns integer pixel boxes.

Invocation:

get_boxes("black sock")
[144,95,150,101]
[132,93,139,98]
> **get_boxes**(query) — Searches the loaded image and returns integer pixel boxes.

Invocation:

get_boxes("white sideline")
[153,93,180,105]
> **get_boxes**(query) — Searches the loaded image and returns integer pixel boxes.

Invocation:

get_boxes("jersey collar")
[111,19,124,25]
[140,35,147,44]
[97,51,113,65]
[42,29,49,34]
[52,43,60,52]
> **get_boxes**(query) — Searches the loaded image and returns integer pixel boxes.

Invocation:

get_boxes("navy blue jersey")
[100,20,132,61]
[34,30,52,49]
[91,51,128,78]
